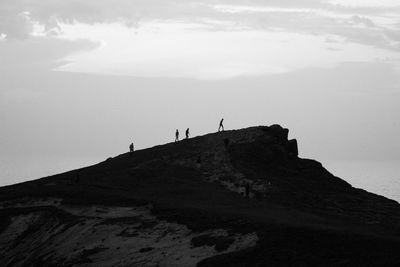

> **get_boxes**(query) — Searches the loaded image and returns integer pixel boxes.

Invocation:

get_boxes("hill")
[1,125,400,266]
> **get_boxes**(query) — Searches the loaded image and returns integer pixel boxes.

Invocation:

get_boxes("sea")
[1,157,399,203]
[323,160,400,203]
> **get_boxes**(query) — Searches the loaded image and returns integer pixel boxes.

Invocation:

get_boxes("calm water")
[323,160,400,203]
[0,156,101,187]
[1,157,399,203]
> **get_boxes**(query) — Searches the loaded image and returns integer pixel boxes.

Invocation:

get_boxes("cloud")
[0,11,33,39]
[0,36,99,71]
[1,1,399,47]
[49,20,399,80]
[328,0,400,7]
[1,0,399,79]
[210,3,400,51]
[348,15,376,27]
[0,0,211,38]
[0,0,398,33]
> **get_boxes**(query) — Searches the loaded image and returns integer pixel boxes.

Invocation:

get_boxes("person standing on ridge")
[185,128,190,139]
[218,118,224,132]
[129,142,134,155]
[175,129,179,142]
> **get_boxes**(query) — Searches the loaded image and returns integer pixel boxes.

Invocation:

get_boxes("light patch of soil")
[0,198,258,267]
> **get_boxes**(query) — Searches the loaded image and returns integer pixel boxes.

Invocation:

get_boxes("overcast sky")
[1,0,400,185]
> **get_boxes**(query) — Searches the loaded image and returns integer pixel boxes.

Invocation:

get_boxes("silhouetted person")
[218,118,224,132]
[129,142,134,155]
[175,129,179,142]
[245,182,250,198]
[185,128,190,139]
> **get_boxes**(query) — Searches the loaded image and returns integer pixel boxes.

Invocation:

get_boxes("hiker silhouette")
[129,143,134,155]
[185,128,190,139]
[175,129,179,142]
[218,118,224,132]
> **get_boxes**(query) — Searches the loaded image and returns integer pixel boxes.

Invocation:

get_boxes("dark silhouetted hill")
[1,125,400,266]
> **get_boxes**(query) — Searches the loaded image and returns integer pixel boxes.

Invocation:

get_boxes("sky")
[1,0,400,186]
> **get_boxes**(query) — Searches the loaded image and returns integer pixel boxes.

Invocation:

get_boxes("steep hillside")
[1,125,400,266]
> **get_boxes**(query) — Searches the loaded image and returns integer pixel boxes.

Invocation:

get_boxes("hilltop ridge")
[1,125,400,266]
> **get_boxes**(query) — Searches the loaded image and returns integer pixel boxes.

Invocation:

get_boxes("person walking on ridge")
[218,118,224,132]
[129,142,134,155]
[175,129,179,142]
[185,128,190,139]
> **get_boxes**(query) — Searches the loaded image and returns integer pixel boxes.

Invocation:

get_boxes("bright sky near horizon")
[1,0,400,186]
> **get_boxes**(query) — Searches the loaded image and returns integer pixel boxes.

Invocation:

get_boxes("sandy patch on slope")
[0,199,258,266]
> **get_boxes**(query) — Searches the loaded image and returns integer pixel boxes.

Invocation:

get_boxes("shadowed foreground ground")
[1,125,400,266]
